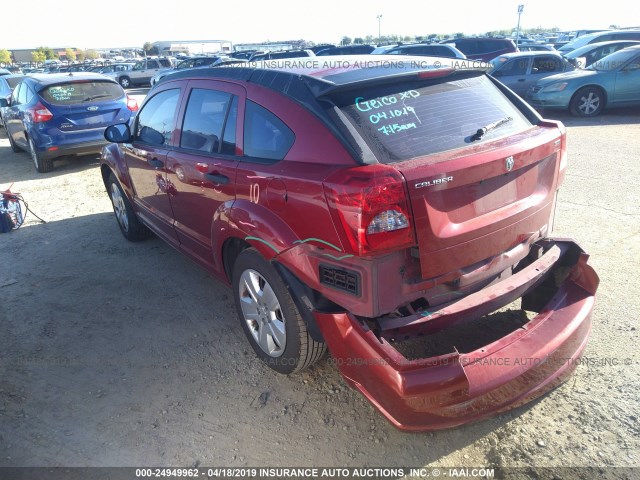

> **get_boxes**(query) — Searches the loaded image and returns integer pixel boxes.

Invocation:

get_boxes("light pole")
[376,14,382,44]
[515,5,524,49]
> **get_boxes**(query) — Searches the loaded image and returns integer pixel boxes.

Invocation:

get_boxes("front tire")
[29,138,53,173]
[107,173,151,241]
[570,87,604,117]
[232,248,326,374]
[119,76,131,89]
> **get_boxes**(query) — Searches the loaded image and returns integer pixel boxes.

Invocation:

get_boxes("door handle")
[204,173,229,185]
[148,158,164,168]
[518,78,526,82]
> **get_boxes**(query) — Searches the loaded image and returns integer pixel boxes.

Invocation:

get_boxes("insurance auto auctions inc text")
[209,467,495,478]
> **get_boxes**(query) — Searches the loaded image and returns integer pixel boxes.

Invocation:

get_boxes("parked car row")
[2,37,638,177]
[149,56,248,86]
[486,43,640,116]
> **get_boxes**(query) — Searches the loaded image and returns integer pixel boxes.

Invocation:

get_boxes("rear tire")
[8,131,21,153]
[29,138,53,173]
[119,76,131,89]
[569,87,604,117]
[107,173,151,241]
[232,248,326,374]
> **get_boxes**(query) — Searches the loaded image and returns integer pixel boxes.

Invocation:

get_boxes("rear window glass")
[330,74,532,163]
[41,81,123,105]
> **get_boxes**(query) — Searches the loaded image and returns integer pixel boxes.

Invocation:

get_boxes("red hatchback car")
[100,57,599,431]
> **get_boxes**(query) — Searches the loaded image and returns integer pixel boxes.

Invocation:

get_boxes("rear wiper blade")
[470,116,512,141]
[82,94,111,102]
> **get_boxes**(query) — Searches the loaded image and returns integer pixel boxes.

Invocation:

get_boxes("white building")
[152,40,232,55]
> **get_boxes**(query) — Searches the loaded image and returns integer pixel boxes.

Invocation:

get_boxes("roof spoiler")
[305,65,487,98]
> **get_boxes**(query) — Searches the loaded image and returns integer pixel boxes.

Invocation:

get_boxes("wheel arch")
[100,144,134,199]
[570,84,608,109]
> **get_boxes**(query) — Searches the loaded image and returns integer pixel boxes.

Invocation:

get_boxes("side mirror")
[0,98,7,108]
[105,123,132,143]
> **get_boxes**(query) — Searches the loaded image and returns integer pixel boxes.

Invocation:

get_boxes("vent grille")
[319,265,361,296]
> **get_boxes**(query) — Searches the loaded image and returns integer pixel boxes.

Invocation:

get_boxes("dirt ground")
[0,107,638,473]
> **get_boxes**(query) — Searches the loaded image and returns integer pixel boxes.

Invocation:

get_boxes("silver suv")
[114,58,174,88]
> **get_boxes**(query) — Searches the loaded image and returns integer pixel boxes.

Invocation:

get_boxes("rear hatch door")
[329,71,563,279]
[39,80,129,131]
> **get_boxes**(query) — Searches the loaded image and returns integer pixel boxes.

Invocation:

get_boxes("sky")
[1,0,638,50]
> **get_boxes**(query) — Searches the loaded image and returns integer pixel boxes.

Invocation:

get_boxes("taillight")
[324,165,415,256]
[30,102,53,123]
[558,126,567,186]
[126,95,139,112]
[540,119,567,186]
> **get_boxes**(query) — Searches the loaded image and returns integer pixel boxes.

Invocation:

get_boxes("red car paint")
[100,57,598,430]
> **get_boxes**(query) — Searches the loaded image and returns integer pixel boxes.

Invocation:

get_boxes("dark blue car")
[2,73,138,172]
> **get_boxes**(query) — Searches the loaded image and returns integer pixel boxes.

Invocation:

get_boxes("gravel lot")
[0,107,638,473]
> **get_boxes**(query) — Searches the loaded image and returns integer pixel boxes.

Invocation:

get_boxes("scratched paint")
[245,236,353,261]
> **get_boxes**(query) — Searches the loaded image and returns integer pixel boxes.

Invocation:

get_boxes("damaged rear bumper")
[314,239,599,431]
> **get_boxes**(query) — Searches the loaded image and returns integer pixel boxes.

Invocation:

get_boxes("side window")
[455,41,478,55]
[147,60,160,69]
[412,46,432,55]
[620,33,640,41]
[623,55,640,71]
[221,96,238,155]
[133,61,145,71]
[435,46,456,57]
[180,88,232,153]
[500,58,529,76]
[25,85,35,103]
[18,83,29,104]
[243,100,294,161]
[134,89,181,146]
[12,83,22,104]
[595,35,613,43]
[533,56,562,73]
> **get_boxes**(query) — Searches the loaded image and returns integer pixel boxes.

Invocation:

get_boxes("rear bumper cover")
[38,140,107,159]
[314,239,598,431]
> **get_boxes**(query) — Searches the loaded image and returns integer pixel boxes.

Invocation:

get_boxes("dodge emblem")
[505,156,514,171]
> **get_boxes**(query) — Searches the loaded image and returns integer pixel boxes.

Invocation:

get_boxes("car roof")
[443,37,512,42]
[158,55,486,97]
[1,74,26,80]
[494,51,563,59]
[27,73,119,86]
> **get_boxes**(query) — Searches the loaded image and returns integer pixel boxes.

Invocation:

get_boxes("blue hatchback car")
[2,73,138,172]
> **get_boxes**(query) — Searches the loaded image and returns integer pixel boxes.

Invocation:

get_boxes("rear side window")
[41,81,123,105]
[180,88,232,153]
[331,74,532,163]
[243,100,294,161]
[134,89,180,146]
